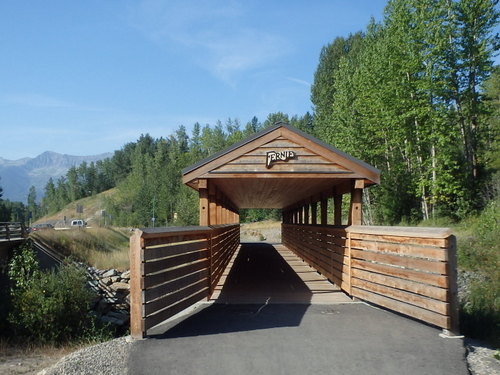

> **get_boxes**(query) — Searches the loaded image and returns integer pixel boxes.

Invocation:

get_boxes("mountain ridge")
[0,151,112,202]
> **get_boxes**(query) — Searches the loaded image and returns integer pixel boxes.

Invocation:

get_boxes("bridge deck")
[210,242,353,304]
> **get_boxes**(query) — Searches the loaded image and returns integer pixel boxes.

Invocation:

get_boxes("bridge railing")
[282,224,458,333]
[130,224,240,338]
[0,222,26,241]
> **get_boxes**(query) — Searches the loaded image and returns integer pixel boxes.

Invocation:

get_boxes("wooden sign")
[266,150,295,168]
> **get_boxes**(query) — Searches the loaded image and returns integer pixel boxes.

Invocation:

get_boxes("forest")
[0,0,498,229]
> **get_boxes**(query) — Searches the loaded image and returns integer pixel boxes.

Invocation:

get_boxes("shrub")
[7,242,113,344]
[457,199,499,346]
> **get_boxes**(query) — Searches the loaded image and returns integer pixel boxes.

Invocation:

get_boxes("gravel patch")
[38,337,133,375]
[466,339,500,375]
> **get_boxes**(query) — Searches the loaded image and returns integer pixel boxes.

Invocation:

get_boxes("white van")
[70,219,86,228]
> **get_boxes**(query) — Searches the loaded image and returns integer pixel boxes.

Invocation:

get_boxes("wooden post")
[311,201,317,225]
[349,180,363,226]
[209,182,217,226]
[334,194,342,226]
[304,204,309,225]
[130,231,145,339]
[446,235,460,334]
[199,179,209,226]
[298,206,303,224]
[320,195,328,225]
[216,189,222,225]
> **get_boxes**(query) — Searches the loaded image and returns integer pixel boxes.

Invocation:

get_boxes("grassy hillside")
[35,188,116,228]
[31,227,130,270]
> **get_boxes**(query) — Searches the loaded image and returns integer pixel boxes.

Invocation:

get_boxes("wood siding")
[129,224,240,338]
[282,224,458,332]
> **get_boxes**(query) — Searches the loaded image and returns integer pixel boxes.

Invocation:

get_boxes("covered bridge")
[130,122,458,338]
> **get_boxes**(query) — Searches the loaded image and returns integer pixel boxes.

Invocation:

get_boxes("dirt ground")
[240,221,281,243]
[0,345,74,375]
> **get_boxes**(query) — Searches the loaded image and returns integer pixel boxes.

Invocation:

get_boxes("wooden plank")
[144,278,208,316]
[145,268,209,302]
[144,259,209,289]
[350,239,447,261]
[145,288,208,331]
[446,236,459,333]
[352,278,449,315]
[334,195,342,225]
[350,249,447,274]
[228,155,333,165]
[347,225,452,240]
[349,188,362,225]
[130,231,145,339]
[144,249,209,274]
[214,163,350,173]
[143,239,208,261]
[352,258,448,288]
[352,268,448,301]
[351,287,449,329]
[348,231,447,247]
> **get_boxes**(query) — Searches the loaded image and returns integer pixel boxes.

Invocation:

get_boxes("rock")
[110,282,130,291]
[110,276,120,283]
[121,270,130,279]
[101,315,127,326]
[101,277,112,286]
[102,269,118,278]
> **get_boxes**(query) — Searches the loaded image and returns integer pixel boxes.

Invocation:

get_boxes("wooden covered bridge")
[129,122,458,338]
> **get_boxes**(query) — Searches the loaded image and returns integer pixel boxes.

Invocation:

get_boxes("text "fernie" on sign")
[266,150,295,168]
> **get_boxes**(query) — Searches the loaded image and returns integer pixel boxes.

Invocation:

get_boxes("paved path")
[128,303,467,375]
[129,242,468,375]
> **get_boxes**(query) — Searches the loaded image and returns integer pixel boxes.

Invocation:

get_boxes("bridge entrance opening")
[130,122,458,338]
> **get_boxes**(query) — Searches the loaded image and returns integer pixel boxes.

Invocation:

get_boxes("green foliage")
[312,0,499,224]
[7,242,113,344]
[457,198,499,344]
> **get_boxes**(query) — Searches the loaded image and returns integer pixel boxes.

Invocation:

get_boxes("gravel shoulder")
[16,333,498,375]
[38,337,132,375]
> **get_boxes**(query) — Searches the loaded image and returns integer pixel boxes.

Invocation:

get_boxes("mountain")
[0,151,112,202]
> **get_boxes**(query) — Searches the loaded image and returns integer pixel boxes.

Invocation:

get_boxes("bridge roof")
[182,122,380,209]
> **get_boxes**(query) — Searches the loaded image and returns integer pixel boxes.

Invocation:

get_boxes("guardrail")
[0,222,26,241]
[130,224,240,338]
[282,224,458,333]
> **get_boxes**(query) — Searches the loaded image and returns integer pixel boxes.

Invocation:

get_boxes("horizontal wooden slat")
[145,289,208,331]
[144,278,208,316]
[144,239,208,261]
[352,287,450,329]
[144,249,209,274]
[348,232,447,247]
[347,225,452,239]
[352,278,449,315]
[144,259,209,289]
[144,269,209,302]
[350,239,447,261]
[351,249,447,274]
[351,268,448,301]
[352,258,448,288]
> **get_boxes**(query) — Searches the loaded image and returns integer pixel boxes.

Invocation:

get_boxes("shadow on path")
[215,242,313,304]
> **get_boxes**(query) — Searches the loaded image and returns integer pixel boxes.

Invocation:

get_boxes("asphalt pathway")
[128,243,468,374]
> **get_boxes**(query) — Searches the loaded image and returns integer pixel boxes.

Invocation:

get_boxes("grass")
[31,227,131,270]
[35,188,116,228]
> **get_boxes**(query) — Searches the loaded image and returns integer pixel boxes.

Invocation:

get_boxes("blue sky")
[1,1,496,160]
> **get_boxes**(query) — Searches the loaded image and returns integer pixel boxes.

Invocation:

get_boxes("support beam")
[209,182,217,225]
[304,203,309,224]
[320,195,328,225]
[349,180,363,225]
[216,189,222,225]
[311,201,317,225]
[334,194,342,226]
[199,179,209,226]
